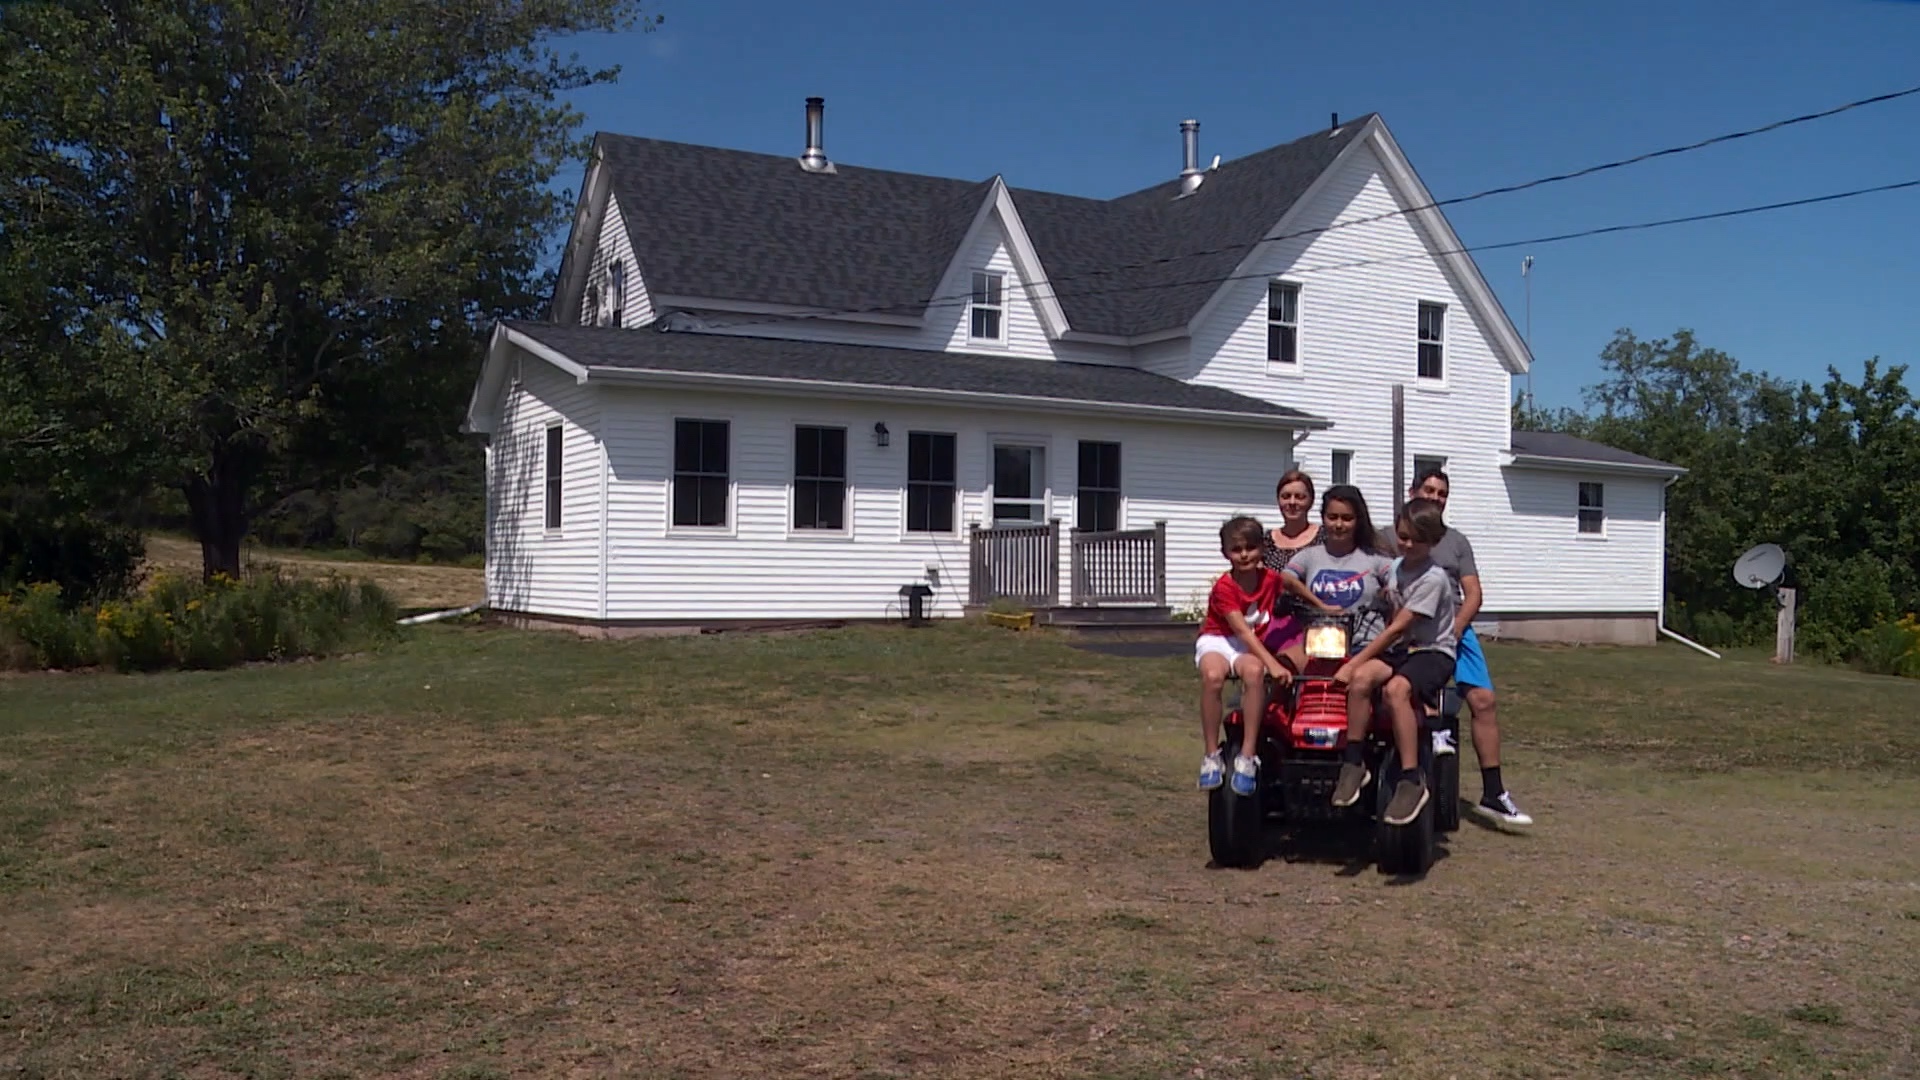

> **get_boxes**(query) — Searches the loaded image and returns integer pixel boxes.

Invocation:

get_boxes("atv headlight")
[1304,624,1348,660]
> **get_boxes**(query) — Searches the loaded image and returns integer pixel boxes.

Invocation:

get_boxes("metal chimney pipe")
[1178,119,1204,195]
[800,96,835,173]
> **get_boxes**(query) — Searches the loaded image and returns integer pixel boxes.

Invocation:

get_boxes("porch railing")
[1069,521,1167,607]
[968,518,1169,609]
[968,519,1060,606]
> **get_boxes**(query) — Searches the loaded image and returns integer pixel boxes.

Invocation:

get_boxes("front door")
[992,443,1048,524]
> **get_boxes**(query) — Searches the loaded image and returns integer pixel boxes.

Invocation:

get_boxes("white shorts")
[1195,633,1256,670]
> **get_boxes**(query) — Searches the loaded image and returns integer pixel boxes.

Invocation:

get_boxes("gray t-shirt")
[1428,527,1479,602]
[1283,544,1389,648]
[1384,557,1460,658]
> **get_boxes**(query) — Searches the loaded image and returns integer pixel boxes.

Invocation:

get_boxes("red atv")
[1208,612,1461,875]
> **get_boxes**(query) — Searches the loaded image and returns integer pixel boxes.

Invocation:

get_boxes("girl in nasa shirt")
[1275,485,1391,668]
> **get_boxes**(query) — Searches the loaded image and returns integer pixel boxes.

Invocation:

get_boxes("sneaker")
[1198,752,1225,791]
[1473,790,1534,828]
[1383,777,1430,826]
[1431,729,1456,757]
[1230,754,1259,797]
[1330,762,1370,807]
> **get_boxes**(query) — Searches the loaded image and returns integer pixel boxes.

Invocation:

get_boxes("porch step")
[1035,605,1173,626]
[1037,606,1195,643]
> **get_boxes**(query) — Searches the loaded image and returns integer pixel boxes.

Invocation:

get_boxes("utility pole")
[1521,255,1534,414]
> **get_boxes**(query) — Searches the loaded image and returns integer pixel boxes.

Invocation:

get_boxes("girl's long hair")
[1320,484,1380,554]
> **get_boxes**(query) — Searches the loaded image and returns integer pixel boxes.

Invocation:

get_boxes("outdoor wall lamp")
[873,422,890,448]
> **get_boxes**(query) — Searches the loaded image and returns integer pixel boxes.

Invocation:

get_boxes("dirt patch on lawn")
[142,533,483,610]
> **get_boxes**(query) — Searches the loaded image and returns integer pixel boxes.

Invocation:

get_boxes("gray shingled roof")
[595,116,1375,339]
[506,321,1324,425]
[1510,430,1682,471]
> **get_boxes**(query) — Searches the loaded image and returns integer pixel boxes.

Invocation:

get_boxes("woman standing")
[1261,469,1322,654]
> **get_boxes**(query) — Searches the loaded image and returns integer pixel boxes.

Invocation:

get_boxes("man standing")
[1408,468,1532,828]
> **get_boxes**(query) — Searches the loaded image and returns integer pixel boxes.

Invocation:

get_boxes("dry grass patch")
[1,625,1916,1078]
[142,533,482,611]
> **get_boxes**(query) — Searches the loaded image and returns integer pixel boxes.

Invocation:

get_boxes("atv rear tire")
[1433,750,1460,834]
[1374,772,1436,876]
[1208,770,1263,869]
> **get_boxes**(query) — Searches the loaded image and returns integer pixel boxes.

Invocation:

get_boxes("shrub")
[1851,615,1920,679]
[0,584,98,669]
[0,506,144,605]
[5,571,401,673]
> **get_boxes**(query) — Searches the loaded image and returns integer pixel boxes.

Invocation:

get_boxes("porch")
[966,519,1173,625]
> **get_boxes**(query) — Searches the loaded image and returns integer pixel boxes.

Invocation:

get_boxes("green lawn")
[2,623,1916,1079]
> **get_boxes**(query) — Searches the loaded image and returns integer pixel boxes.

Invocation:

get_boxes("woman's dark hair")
[1396,497,1448,545]
[1319,484,1379,554]
[1274,468,1315,502]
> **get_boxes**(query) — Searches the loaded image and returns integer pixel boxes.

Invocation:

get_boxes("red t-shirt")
[1200,568,1283,639]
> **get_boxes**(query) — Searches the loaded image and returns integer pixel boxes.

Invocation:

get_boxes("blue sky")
[555,0,1920,410]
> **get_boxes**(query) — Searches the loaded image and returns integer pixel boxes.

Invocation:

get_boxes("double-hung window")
[1076,441,1121,532]
[1267,283,1299,367]
[672,419,730,528]
[969,271,1005,342]
[793,426,848,531]
[1417,302,1445,380]
[1578,481,1605,535]
[906,432,957,533]
[543,426,563,530]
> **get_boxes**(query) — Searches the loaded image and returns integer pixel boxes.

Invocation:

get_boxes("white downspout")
[1654,472,1720,659]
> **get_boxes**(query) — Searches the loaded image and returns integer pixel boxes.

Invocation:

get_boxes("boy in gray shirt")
[1327,498,1458,827]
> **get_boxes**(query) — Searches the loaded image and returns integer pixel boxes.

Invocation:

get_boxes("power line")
[667,82,1920,334]
[1246,178,1920,282]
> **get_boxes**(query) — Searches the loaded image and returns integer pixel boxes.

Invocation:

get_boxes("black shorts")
[1387,650,1455,703]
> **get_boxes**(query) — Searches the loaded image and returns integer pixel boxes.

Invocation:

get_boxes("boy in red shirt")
[1196,516,1293,796]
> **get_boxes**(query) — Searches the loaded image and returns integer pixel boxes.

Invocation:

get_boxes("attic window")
[968,271,1005,343]
[609,261,627,328]
[1267,282,1299,367]
[1417,302,1445,380]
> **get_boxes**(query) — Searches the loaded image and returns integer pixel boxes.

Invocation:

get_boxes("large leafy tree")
[1,0,658,577]
[1521,328,1920,652]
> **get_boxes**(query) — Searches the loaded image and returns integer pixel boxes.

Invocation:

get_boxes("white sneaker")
[1432,729,1457,757]
[1472,791,1533,828]
[1198,752,1225,791]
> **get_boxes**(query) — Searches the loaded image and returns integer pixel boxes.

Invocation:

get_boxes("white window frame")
[788,421,853,539]
[1266,280,1301,374]
[987,433,1052,527]
[543,422,564,535]
[968,270,1007,345]
[1074,439,1124,534]
[1577,480,1606,538]
[1417,300,1447,386]
[666,415,737,537]
[902,430,961,540]
[609,260,627,328]
[1330,449,1353,487]
[1412,455,1447,495]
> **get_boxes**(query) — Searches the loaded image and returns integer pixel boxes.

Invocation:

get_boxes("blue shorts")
[1454,626,1493,691]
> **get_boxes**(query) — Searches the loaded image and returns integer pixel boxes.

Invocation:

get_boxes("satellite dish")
[1732,543,1786,589]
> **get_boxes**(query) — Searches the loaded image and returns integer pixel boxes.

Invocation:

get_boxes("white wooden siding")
[592,385,1293,621]
[1174,140,1657,615]
[485,361,602,617]
[1481,469,1667,615]
[685,204,1131,367]
[580,194,653,328]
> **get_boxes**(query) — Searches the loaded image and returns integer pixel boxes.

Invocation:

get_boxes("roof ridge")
[1110,112,1380,206]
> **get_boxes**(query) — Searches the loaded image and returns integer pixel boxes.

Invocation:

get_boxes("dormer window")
[968,271,1005,343]
[609,261,627,328]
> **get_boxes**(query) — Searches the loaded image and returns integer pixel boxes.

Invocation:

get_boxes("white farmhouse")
[465,99,1683,644]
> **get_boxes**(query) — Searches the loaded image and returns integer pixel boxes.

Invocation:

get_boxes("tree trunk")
[184,451,252,581]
